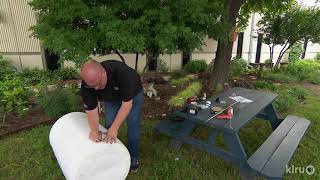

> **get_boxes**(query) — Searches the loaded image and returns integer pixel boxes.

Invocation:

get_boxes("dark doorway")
[182,51,191,66]
[147,52,158,71]
[255,33,263,63]
[236,32,244,58]
[44,49,60,71]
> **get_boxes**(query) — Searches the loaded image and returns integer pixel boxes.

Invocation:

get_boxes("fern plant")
[37,87,81,118]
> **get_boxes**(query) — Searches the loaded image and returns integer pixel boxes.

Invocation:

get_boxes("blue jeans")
[104,91,144,159]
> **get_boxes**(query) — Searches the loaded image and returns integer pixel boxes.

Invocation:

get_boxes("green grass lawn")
[0,84,319,180]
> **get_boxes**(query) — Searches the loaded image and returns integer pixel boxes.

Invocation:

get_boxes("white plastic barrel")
[49,112,130,180]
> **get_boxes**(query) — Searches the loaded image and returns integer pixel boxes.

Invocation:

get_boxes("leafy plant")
[315,53,320,61]
[19,68,59,85]
[54,67,79,80]
[288,42,303,63]
[158,59,169,73]
[171,70,186,80]
[287,60,320,81]
[261,69,299,83]
[168,81,202,107]
[37,87,81,118]
[183,60,208,73]
[230,58,248,77]
[0,55,18,81]
[0,77,32,126]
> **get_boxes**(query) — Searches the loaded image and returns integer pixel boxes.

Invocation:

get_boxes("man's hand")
[104,126,118,144]
[89,130,101,142]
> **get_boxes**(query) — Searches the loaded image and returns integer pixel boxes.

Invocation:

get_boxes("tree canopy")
[29,0,224,67]
[258,6,320,67]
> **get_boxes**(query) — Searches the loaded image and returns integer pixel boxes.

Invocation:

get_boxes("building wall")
[0,0,43,70]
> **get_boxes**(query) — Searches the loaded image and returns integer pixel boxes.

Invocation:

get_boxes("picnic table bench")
[155,87,310,180]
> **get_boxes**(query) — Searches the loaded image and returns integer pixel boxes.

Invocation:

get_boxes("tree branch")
[135,53,139,71]
[113,49,126,63]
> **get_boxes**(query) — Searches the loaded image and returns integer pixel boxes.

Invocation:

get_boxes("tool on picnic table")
[204,100,238,123]
[205,94,254,129]
[185,95,211,115]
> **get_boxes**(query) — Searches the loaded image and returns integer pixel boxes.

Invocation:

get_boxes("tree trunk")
[142,50,159,75]
[209,0,243,91]
[274,41,292,68]
[113,49,126,63]
[135,53,139,71]
[301,38,308,59]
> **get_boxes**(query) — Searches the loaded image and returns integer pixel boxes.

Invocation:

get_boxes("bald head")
[81,60,106,88]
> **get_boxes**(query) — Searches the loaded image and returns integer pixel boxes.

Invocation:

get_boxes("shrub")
[171,70,186,80]
[19,68,58,85]
[287,60,320,82]
[158,59,169,73]
[54,67,79,80]
[0,55,17,81]
[183,60,208,73]
[37,87,81,118]
[230,58,248,77]
[288,42,303,63]
[261,69,299,83]
[0,77,32,118]
[314,53,320,61]
[170,74,196,86]
[168,81,202,107]
[254,80,277,91]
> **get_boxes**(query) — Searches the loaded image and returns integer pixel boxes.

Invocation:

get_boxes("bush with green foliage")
[0,55,17,81]
[54,67,79,80]
[19,68,58,85]
[0,77,32,119]
[230,58,248,77]
[261,69,299,83]
[287,60,320,82]
[37,87,81,118]
[168,81,202,107]
[183,60,208,73]
[315,53,320,61]
[158,59,169,73]
[170,75,196,86]
[288,42,303,62]
[171,70,186,80]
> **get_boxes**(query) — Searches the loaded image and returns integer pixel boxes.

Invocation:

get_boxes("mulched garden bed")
[1,72,258,139]
[0,74,183,138]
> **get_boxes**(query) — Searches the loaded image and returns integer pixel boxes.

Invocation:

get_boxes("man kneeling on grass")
[80,59,144,172]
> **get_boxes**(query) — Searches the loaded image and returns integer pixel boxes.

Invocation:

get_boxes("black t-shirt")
[80,60,143,110]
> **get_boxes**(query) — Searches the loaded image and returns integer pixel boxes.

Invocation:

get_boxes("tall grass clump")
[168,81,202,107]
[170,74,196,86]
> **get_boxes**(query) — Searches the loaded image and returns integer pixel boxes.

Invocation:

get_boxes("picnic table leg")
[207,128,218,146]
[223,132,247,161]
[264,103,281,130]
[170,120,196,149]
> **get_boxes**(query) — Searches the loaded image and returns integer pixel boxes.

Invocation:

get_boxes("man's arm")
[105,100,133,143]
[86,107,101,142]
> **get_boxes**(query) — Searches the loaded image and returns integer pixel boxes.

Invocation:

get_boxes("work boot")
[130,158,139,173]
